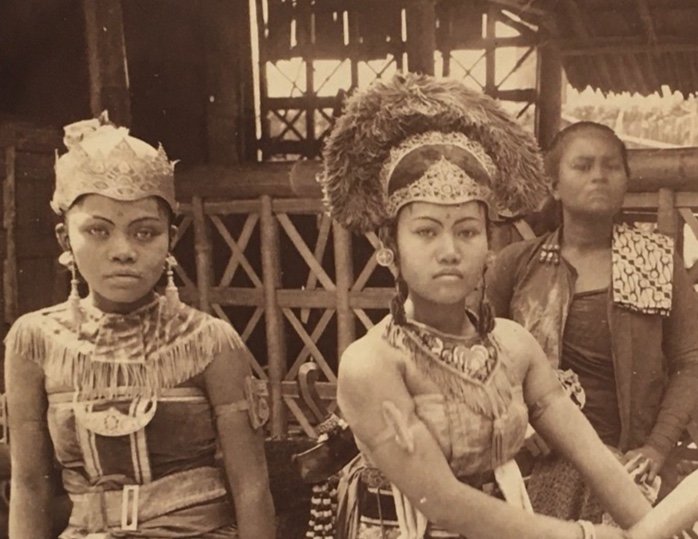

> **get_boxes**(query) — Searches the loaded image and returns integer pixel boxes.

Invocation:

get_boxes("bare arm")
[5,347,54,539]
[337,338,592,539]
[653,255,698,455]
[511,318,651,527]
[204,338,275,539]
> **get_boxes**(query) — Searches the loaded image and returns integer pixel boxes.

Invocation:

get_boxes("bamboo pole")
[82,0,131,125]
[260,195,287,437]
[485,5,496,96]
[628,149,698,192]
[175,150,698,203]
[2,146,17,323]
[192,196,213,313]
[405,0,436,75]
[333,222,355,358]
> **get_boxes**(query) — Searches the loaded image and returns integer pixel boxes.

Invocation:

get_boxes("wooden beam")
[175,147,698,203]
[201,0,251,165]
[496,9,537,40]
[635,0,658,46]
[406,0,436,75]
[535,35,562,149]
[82,0,131,125]
[627,148,698,192]
[560,39,698,57]
[2,147,17,324]
[487,0,550,20]
[260,195,287,437]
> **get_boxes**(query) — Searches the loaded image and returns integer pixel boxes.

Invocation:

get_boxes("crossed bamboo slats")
[176,196,395,437]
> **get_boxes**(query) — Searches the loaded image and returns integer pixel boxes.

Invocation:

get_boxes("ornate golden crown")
[385,156,494,218]
[52,113,177,214]
[381,131,497,218]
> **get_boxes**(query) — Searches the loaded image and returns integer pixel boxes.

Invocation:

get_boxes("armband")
[214,377,270,430]
[528,385,566,422]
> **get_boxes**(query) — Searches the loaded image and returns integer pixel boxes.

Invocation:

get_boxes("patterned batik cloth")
[612,223,673,316]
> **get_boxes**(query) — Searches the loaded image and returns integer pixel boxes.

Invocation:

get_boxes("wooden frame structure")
[254,0,544,159]
[163,148,698,439]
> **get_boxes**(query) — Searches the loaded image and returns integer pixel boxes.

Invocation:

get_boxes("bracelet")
[577,520,596,539]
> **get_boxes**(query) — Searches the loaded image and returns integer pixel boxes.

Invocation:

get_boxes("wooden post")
[536,35,562,149]
[2,147,17,324]
[260,195,287,437]
[485,5,496,96]
[192,196,213,313]
[657,188,678,238]
[202,0,256,164]
[406,0,436,75]
[333,223,355,358]
[82,0,131,125]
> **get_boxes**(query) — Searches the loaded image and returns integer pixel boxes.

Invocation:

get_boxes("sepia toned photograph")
[0,1,697,538]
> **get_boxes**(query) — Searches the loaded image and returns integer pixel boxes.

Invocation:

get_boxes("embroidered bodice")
[4,297,245,487]
[352,315,528,477]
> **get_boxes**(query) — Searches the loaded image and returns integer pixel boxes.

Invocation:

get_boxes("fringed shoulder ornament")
[383,318,517,468]
[4,295,246,401]
[383,318,514,419]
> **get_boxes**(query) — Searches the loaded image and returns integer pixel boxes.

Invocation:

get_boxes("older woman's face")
[554,129,628,219]
[57,194,171,312]
[396,201,488,308]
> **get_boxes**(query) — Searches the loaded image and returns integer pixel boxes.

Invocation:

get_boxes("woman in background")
[487,121,698,523]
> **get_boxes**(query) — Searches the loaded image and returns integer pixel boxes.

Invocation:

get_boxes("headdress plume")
[319,73,549,233]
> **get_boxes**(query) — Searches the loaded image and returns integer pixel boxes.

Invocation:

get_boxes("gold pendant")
[73,395,157,437]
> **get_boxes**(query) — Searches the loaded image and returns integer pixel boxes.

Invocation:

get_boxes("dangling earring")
[390,276,408,326]
[58,251,83,330]
[164,254,180,315]
[477,264,495,337]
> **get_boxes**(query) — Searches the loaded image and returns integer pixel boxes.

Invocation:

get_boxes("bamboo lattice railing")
[169,152,698,440]
[171,195,395,438]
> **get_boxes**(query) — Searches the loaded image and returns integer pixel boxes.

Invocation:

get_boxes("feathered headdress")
[319,73,549,233]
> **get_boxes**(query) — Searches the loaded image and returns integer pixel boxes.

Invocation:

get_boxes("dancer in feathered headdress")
[325,74,653,539]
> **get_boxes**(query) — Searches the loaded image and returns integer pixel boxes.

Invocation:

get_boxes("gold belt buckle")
[121,484,139,531]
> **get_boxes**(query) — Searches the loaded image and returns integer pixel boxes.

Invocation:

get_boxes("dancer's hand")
[623,446,666,483]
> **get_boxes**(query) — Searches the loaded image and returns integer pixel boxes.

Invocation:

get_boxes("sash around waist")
[68,466,229,532]
[358,468,500,523]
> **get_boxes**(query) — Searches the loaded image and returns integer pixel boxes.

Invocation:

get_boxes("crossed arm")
[337,319,650,539]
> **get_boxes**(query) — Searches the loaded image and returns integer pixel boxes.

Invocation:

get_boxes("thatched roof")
[497,0,698,96]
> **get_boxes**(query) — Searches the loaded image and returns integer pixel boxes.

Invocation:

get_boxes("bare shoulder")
[338,328,399,399]
[337,321,407,421]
